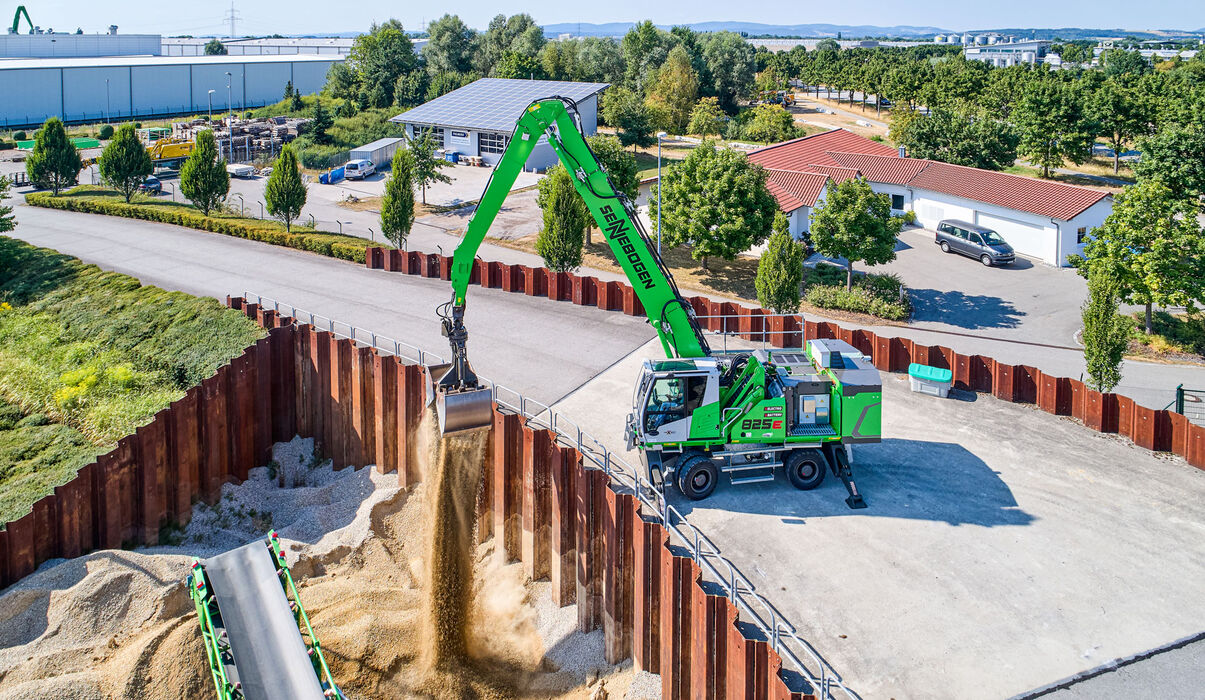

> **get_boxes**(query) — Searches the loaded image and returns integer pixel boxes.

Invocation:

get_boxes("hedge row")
[25,193,379,264]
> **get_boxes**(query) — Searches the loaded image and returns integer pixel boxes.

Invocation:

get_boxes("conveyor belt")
[203,542,326,700]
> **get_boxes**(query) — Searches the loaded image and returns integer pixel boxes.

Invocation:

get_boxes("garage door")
[975,212,1051,263]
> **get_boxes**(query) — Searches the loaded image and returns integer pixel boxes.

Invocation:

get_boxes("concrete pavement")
[553,337,1205,700]
[5,204,654,406]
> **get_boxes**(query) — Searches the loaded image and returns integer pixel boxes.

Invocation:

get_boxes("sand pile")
[0,427,661,700]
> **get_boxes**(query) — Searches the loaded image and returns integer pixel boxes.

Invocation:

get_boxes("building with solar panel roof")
[390,78,609,170]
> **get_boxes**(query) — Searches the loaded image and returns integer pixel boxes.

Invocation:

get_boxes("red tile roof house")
[746,129,1114,267]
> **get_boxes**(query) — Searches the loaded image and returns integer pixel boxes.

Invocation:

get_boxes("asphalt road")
[5,204,654,406]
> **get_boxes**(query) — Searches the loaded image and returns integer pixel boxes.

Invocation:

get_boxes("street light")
[656,131,667,256]
[104,79,110,124]
[225,72,233,162]
[207,89,215,123]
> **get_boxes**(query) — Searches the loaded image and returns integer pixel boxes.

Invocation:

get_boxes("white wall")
[1058,197,1112,265]
[0,58,339,127]
[0,68,62,125]
[868,182,910,212]
[913,187,1069,264]
[0,34,161,58]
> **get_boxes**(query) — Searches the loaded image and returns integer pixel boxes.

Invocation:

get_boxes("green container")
[71,137,101,149]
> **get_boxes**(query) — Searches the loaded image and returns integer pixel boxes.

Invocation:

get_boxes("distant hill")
[541,21,948,38]
[541,21,1202,41]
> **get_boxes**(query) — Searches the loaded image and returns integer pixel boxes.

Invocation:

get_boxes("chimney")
[899,145,907,158]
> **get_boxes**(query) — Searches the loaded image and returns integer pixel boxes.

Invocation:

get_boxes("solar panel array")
[392,78,609,133]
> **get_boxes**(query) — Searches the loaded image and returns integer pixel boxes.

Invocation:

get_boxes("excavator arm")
[431,96,710,434]
[10,6,32,34]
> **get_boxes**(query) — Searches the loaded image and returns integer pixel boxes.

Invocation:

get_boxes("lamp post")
[104,79,110,124]
[207,89,215,123]
[656,131,667,256]
[225,72,233,162]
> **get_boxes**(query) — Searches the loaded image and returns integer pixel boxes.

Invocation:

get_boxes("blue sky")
[22,1,1203,37]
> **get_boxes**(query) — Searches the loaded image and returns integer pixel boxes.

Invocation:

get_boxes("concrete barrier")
[362,246,1205,471]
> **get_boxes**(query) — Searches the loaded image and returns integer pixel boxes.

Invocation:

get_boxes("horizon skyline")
[16,1,1204,38]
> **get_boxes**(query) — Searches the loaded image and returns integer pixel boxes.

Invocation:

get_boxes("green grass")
[0,395,104,524]
[0,237,266,522]
[1126,309,1205,358]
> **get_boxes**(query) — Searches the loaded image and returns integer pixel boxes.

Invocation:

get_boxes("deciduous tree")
[742,104,802,143]
[756,212,805,313]
[380,147,415,247]
[647,45,699,134]
[1071,180,1205,333]
[204,39,227,55]
[1014,78,1095,177]
[98,123,152,203]
[26,117,81,195]
[536,166,587,272]
[601,87,656,152]
[1133,124,1205,206]
[179,129,229,216]
[264,145,307,232]
[893,107,1017,170]
[687,97,725,139]
[699,31,756,113]
[408,131,452,205]
[810,178,902,289]
[1091,77,1149,174]
[425,14,476,75]
[650,140,778,270]
[1080,270,1129,392]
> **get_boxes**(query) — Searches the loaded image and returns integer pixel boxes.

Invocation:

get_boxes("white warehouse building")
[391,78,608,170]
[0,54,342,128]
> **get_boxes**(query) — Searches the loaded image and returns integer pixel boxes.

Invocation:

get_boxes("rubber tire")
[785,450,827,491]
[676,455,718,501]
[939,241,950,253]
[981,254,993,267]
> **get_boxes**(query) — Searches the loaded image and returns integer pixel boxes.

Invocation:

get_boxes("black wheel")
[785,450,827,491]
[980,254,993,267]
[676,455,718,500]
[940,241,950,253]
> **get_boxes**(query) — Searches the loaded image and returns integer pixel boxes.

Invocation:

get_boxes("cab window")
[969,232,983,245]
[644,376,707,431]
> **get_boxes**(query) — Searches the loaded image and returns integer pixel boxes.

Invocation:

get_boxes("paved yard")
[554,337,1205,700]
[849,226,1090,350]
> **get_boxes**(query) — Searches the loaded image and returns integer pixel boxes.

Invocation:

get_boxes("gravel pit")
[0,432,661,699]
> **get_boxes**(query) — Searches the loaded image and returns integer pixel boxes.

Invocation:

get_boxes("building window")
[891,194,905,210]
[479,131,509,155]
[415,126,444,143]
[1077,227,1088,244]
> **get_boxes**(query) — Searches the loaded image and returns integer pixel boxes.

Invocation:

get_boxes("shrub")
[13,131,26,141]
[0,141,12,150]
[901,210,917,225]
[25,189,381,263]
[804,268,911,320]
[98,124,115,140]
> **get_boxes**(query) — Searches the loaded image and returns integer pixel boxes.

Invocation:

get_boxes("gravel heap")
[0,434,662,699]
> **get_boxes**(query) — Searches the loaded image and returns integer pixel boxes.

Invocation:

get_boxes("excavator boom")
[10,5,32,34]
[431,96,709,434]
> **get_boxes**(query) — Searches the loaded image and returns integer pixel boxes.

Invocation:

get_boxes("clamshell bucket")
[427,361,494,435]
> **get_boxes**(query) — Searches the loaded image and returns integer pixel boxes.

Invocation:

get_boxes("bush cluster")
[804,267,912,321]
[26,190,377,263]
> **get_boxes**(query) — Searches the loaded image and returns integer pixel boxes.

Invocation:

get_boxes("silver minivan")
[935,219,1016,267]
[344,159,375,180]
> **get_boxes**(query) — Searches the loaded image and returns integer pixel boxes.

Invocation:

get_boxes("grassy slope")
[0,237,266,522]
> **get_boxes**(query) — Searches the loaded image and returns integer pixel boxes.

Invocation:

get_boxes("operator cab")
[627,358,720,448]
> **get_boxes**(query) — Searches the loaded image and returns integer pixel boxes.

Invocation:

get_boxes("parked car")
[344,159,375,180]
[935,220,1015,266]
[138,176,162,195]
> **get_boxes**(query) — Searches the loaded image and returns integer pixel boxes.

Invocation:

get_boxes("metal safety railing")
[1165,384,1205,426]
[242,291,858,700]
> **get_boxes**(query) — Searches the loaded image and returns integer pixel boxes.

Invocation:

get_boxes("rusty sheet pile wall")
[365,247,1205,468]
[0,300,817,699]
